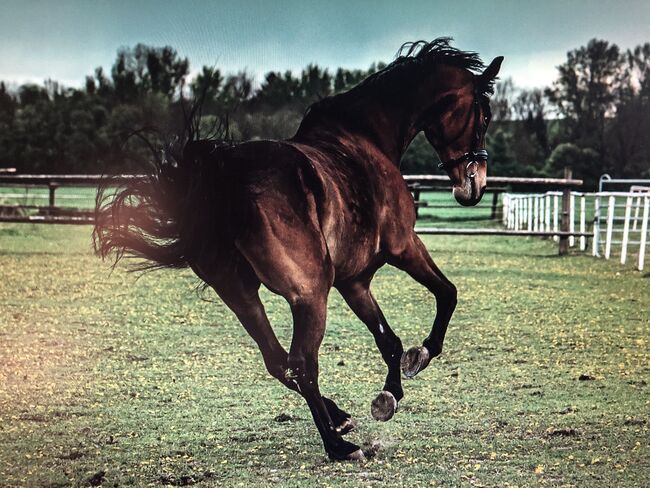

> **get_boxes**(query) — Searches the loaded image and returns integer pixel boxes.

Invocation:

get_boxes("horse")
[94,38,502,461]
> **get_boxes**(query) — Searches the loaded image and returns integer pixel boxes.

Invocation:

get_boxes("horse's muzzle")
[452,165,487,206]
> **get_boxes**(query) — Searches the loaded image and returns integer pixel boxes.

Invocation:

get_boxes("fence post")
[553,194,559,242]
[639,196,649,271]
[48,183,58,213]
[412,184,421,218]
[544,192,551,232]
[520,196,525,229]
[633,195,641,231]
[621,195,633,265]
[605,195,615,259]
[491,190,500,220]
[514,197,519,230]
[593,195,601,256]
[559,168,572,255]
[579,195,586,251]
[569,192,575,247]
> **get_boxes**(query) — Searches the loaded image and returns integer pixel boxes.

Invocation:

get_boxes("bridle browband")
[437,89,487,179]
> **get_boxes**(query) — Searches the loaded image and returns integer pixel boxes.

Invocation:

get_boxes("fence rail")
[1,172,585,253]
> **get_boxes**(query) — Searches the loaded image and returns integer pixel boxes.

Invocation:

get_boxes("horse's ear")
[480,56,504,83]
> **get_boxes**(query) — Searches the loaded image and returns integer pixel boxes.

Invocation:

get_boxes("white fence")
[503,190,650,271]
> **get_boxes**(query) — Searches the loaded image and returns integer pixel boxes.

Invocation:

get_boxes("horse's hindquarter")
[287,139,417,281]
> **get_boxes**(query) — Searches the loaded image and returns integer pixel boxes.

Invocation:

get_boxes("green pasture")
[0,187,97,211]
[0,215,648,486]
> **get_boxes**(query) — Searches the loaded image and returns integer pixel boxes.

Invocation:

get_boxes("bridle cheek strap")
[437,90,487,179]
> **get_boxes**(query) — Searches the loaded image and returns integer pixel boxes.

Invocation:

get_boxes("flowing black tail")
[93,105,231,271]
[93,158,192,271]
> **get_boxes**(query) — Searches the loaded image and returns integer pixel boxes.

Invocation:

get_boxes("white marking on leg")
[378,322,385,334]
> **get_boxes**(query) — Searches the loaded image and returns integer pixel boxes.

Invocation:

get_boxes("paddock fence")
[502,175,650,271]
[0,171,588,254]
[0,174,137,225]
[404,170,585,255]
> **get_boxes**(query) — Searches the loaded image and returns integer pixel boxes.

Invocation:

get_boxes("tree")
[487,128,519,176]
[545,143,599,185]
[190,66,223,108]
[252,71,300,110]
[512,88,550,158]
[0,82,17,121]
[0,82,17,169]
[109,44,189,102]
[545,39,623,155]
[333,68,366,94]
[220,71,253,111]
[491,77,515,122]
[18,84,49,105]
[605,43,650,177]
[298,64,332,106]
[400,133,440,174]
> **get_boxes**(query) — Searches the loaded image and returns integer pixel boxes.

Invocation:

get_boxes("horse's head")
[422,56,503,206]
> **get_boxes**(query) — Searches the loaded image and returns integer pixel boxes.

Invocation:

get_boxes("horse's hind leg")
[389,235,457,378]
[286,290,364,460]
[337,280,403,421]
[235,223,363,459]
[197,260,292,388]
[204,260,356,433]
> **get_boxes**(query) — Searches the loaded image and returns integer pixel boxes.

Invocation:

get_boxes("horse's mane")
[299,37,493,131]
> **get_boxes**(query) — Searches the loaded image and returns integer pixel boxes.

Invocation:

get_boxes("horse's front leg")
[389,235,457,378]
[288,293,365,461]
[337,279,403,421]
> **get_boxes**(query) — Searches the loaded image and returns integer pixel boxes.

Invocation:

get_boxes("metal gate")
[593,174,650,257]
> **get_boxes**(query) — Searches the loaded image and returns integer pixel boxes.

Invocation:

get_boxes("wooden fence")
[405,169,584,255]
[1,172,586,255]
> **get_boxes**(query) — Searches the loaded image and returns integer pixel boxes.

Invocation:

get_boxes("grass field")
[0,210,648,486]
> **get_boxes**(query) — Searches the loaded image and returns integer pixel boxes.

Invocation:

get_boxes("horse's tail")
[93,129,230,272]
[93,163,181,271]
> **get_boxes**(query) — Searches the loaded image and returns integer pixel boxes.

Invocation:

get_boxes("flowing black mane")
[296,38,493,136]
[356,37,490,94]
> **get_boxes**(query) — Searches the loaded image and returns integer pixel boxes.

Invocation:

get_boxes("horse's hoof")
[401,345,430,378]
[346,449,366,461]
[329,445,365,462]
[371,390,398,421]
[336,416,358,435]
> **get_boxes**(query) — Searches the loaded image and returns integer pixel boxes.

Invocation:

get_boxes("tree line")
[487,39,650,187]
[0,39,648,188]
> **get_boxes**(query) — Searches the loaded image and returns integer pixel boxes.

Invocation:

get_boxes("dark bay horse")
[94,38,502,461]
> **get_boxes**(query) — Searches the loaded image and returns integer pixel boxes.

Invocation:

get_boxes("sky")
[0,0,649,90]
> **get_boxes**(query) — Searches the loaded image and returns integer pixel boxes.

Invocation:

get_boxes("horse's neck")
[349,97,420,165]
[295,97,418,166]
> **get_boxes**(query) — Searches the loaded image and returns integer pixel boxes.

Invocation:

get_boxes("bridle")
[437,90,487,179]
